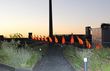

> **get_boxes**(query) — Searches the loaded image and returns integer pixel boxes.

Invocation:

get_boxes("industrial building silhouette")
[0,0,110,47]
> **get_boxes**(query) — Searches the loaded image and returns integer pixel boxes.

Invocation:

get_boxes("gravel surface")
[33,47,75,71]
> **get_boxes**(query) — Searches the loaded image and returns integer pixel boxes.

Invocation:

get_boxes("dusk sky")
[0,0,110,37]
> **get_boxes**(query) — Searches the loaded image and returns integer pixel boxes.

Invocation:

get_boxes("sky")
[0,0,110,37]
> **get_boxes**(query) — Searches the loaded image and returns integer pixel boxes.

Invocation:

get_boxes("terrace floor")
[33,46,75,71]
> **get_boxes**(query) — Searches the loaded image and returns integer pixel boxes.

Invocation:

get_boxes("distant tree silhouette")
[9,33,23,38]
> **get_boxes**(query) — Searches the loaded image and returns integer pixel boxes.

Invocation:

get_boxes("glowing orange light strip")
[77,36,83,45]
[62,36,65,44]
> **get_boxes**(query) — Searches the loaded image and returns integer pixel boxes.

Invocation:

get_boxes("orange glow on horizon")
[35,35,38,40]
[32,35,37,40]
[37,35,40,40]
[54,36,58,43]
[40,35,44,41]
[86,39,91,48]
[77,36,83,45]
[62,36,65,44]
[70,35,74,44]
[44,36,48,42]
[96,43,101,49]
[49,37,52,43]
[32,35,35,40]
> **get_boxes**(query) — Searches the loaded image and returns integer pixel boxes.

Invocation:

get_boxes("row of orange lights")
[32,35,48,41]
[32,35,93,49]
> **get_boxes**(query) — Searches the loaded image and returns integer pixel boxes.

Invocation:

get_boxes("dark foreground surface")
[0,46,75,71]
[0,63,15,71]
[33,46,75,71]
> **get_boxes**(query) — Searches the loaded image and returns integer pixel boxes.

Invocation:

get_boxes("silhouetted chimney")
[86,26,91,36]
[28,32,32,39]
[49,0,53,37]
[85,26,92,44]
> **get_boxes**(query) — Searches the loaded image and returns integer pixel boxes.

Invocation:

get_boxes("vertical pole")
[49,0,53,37]
[84,62,87,71]
[49,0,53,46]
[84,58,88,71]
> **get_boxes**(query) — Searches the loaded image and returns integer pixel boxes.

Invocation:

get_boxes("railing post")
[84,58,88,71]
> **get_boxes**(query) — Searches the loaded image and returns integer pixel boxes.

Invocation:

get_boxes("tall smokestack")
[49,0,53,37]
[28,32,32,39]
